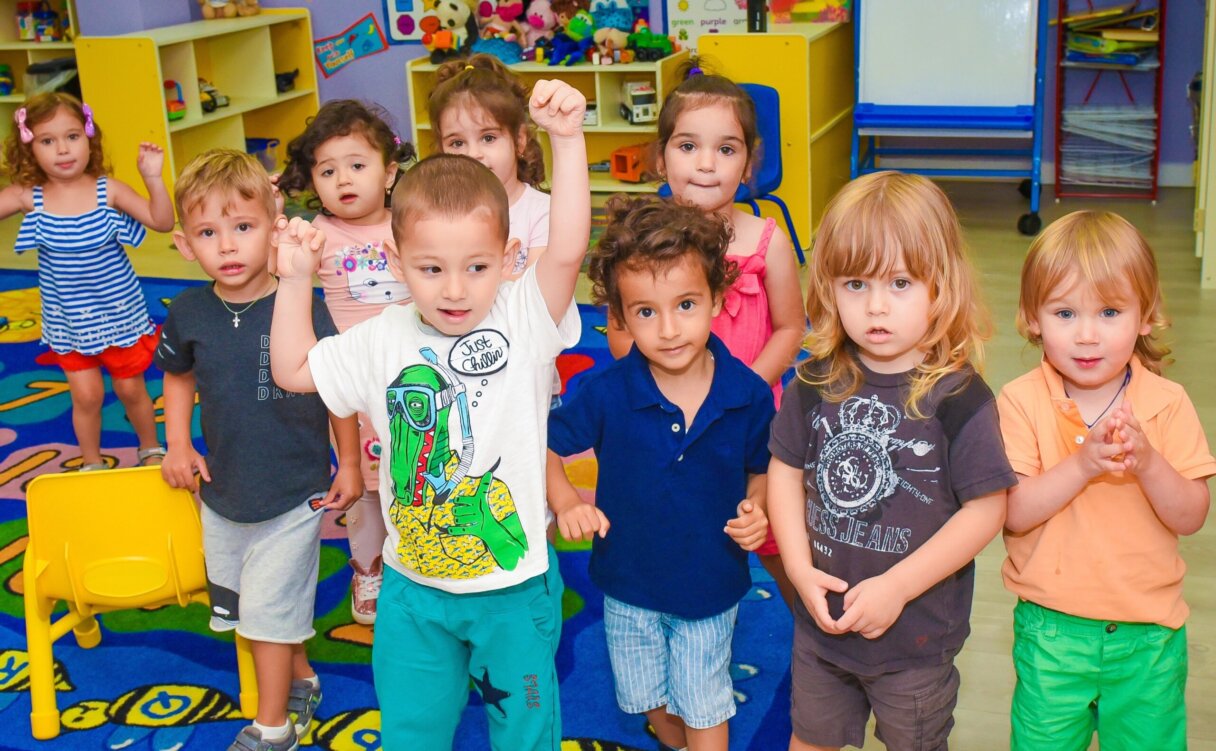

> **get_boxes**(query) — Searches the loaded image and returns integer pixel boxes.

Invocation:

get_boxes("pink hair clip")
[81,103,95,138]
[393,136,402,146]
[14,108,32,144]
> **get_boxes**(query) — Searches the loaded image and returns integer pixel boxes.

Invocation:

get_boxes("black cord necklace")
[1065,365,1132,429]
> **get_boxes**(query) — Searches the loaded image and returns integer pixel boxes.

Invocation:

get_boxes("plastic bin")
[245,138,280,172]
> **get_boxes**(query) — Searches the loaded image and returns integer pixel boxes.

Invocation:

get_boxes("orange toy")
[610,144,646,183]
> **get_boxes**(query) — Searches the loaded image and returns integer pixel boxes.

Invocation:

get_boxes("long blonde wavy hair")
[1016,210,1169,374]
[803,171,990,418]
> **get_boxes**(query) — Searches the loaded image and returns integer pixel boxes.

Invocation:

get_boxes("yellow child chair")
[22,466,256,739]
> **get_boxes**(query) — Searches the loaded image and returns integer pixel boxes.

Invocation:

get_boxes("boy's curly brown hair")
[590,194,738,320]
[4,93,108,186]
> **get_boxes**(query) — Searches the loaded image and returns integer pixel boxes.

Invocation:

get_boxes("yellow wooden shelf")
[114,9,310,46]
[589,174,656,193]
[0,40,72,50]
[0,0,78,143]
[76,8,318,196]
[168,88,315,133]
[407,50,688,194]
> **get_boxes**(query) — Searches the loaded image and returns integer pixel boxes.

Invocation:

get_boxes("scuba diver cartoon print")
[385,347,526,579]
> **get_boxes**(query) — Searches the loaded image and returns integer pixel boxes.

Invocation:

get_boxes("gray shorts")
[791,618,959,751]
[201,496,324,644]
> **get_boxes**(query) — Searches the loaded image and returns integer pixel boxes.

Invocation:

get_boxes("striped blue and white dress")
[15,177,154,355]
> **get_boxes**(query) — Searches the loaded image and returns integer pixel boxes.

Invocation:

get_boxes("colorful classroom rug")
[0,270,793,751]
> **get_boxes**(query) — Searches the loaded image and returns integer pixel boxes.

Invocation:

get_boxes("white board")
[858,0,1039,108]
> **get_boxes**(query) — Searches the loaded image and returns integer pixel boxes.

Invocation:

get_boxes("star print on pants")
[472,667,511,717]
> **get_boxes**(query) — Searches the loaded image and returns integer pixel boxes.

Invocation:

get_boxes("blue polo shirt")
[549,334,775,619]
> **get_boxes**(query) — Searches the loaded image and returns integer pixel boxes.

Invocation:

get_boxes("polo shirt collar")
[623,334,751,412]
[1039,355,1170,422]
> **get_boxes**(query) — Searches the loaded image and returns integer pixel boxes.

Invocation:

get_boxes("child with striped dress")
[0,92,175,470]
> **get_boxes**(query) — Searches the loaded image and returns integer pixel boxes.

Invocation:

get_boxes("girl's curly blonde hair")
[803,171,990,419]
[1016,210,1169,374]
[4,93,108,186]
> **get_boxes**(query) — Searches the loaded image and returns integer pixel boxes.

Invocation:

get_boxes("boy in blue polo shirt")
[546,195,774,751]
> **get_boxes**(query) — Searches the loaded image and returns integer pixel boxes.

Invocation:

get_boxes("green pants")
[1010,600,1188,751]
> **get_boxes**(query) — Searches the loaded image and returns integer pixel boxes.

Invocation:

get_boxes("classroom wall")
[74,0,1206,183]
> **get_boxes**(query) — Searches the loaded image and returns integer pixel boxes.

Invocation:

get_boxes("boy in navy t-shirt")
[547,196,774,751]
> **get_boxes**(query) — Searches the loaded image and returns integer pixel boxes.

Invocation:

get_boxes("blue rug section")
[0,270,793,750]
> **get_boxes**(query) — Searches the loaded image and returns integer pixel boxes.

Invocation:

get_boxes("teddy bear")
[198,0,258,19]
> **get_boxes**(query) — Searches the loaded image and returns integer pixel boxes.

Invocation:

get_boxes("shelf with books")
[1054,0,1165,200]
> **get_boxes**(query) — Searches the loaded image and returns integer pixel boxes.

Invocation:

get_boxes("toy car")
[164,80,186,121]
[619,81,657,125]
[198,78,229,114]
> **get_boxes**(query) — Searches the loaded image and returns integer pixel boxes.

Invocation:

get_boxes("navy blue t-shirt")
[549,335,775,619]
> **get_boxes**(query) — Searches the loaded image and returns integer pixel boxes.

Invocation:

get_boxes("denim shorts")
[602,595,738,729]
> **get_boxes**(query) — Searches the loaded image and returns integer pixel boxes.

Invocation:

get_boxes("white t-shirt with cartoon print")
[308,266,580,594]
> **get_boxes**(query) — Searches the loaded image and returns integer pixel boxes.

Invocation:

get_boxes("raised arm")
[529,79,589,323]
[269,216,327,393]
[109,144,175,231]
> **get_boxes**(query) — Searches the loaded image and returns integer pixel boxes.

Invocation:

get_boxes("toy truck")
[619,80,657,125]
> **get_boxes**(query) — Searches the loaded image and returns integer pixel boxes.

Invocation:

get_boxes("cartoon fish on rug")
[300,707,381,750]
[60,683,242,751]
[0,648,72,714]
[0,287,41,343]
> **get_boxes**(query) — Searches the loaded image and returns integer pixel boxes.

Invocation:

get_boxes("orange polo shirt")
[998,357,1216,628]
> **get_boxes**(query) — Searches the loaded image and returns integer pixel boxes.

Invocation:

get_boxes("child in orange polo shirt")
[998,210,1216,751]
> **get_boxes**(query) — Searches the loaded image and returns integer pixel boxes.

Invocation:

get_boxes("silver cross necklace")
[215,278,277,328]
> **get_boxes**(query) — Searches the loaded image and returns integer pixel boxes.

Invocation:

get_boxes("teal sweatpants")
[1010,600,1188,751]
[373,545,563,750]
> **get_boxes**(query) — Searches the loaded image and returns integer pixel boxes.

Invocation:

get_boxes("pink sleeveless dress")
[711,218,782,556]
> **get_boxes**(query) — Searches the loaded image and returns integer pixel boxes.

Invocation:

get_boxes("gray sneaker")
[228,725,299,751]
[287,679,322,735]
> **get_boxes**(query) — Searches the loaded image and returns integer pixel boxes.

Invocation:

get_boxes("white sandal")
[137,446,167,466]
[78,463,108,472]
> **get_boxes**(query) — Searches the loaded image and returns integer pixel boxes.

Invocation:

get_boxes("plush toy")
[198,0,236,19]
[551,0,590,31]
[235,0,260,16]
[478,0,525,38]
[518,0,558,50]
[548,9,594,65]
[421,0,479,63]
[590,0,631,57]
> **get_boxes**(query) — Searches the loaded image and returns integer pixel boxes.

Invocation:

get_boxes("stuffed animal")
[478,0,525,39]
[548,9,594,65]
[518,0,557,49]
[235,0,259,16]
[590,0,631,57]
[198,0,236,19]
[421,0,479,62]
[551,0,590,31]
